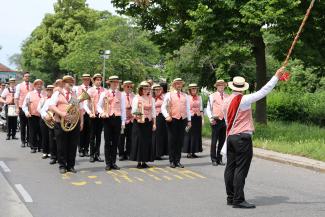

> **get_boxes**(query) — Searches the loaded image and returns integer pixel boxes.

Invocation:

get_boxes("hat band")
[233,83,245,88]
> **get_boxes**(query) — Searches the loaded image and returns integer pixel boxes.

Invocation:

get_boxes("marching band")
[3,74,227,172]
[0,66,285,209]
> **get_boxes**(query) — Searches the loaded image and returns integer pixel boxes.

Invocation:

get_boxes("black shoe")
[170,162,176,168]
[217,161,226,166]
[137,163,142,169]
[42,154,48,159]
[110,164,120,170]
[12,136,18,140]
[95,156,104,162]
[186,154,192,158]
[67,168,77,173]
[176,162,184,168]
[26,143,30,147]
[84,152,89,157]
[212,161,218,166]
[142,163,150,168]
[49,159,57,165]
[59,168,66,174]
[232,201,256,209]
[89,156,95,163]
[191,153,199,158]
[30,149,36,153]
[105,165,111,171]
[21,143,26,148]
[79,152,85,157]
[6,136,10,140]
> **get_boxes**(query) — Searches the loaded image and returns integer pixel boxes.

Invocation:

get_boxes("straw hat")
[92,73,103,80]
[108,75,119,82]
[152,83,162,90]
[81,74,91,78]
[188,83,198,89]
[33,79,43,85]
[139,81,150,87]
[172,78,185,86]
[214,79,227,88]
[46,85,54,90]
[228,76,249,92]
[62,75,74,83]
[122,80,133,88]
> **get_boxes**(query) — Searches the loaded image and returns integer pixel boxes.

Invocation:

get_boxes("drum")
[8,105,17,117]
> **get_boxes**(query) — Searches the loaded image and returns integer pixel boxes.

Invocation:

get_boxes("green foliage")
[21,0,101,81]
[20,0,161,84]
[267,91,325,126]
[60,16,161,83]
[254,121,325,161]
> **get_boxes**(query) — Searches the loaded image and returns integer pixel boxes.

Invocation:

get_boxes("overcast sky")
[0,0,115,69]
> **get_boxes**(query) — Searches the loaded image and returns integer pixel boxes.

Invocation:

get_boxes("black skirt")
[130,119,154,162]
[182,115,203,154]
[152,113,168,157]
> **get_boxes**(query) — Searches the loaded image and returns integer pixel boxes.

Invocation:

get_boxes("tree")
[21,0,101,82]
[112,0,324,124]
[8,53,23,71]
[60,16,161,83]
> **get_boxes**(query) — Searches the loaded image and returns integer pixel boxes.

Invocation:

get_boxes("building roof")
[0,63,16,72]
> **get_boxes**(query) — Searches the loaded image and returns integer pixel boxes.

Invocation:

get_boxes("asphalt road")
[1,132,325,217]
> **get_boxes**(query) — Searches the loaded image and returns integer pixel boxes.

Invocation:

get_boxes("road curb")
[202,138,325,173]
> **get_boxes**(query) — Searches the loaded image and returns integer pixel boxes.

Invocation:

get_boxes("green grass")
[202,116,325,161]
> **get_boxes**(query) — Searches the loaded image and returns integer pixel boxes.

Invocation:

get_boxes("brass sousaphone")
[61,90,90,132]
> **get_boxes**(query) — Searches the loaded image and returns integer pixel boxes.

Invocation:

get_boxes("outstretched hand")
[275,67,285,79]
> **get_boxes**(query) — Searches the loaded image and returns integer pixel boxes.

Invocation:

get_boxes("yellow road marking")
[163,176,172,181]
[71,181,87,186]
[88,176,97,179]
[94,181,102,185]
[177,169,207,179]
[134,177,144,182]
[107,170,133,183]
[173,175,184,180]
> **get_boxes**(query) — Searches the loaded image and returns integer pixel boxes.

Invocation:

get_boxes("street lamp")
[99,49,111,87]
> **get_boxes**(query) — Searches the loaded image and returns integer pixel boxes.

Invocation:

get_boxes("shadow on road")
[252,196,325,206]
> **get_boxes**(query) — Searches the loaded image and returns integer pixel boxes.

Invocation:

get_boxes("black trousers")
[54,122,80,169]
[89,115,103,157]
[224,133,253,204]
[19,108,29,144]
[39,119,49,154]
[166,118,187,163]
[28,116,42,150]
[5,105,17,138]
[49,128,57,160]
[118,122,132,157]
[210,119,226,162]
[79,113,90,154]
[103,116,121,166]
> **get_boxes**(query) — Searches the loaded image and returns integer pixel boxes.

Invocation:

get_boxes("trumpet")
[134,101,145,123]
[44,111,55,129]
[101,96,110,118]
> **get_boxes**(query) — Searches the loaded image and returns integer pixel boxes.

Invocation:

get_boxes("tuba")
[61,89,90,132]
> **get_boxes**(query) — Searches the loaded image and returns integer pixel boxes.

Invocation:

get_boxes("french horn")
[61,89,90,132]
